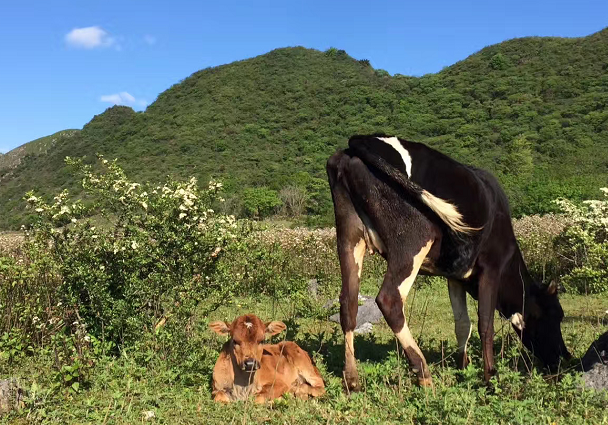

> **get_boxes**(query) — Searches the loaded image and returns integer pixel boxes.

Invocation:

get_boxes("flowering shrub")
[513,214,571,284]
[23,156,246,345]
[554,188,608,294]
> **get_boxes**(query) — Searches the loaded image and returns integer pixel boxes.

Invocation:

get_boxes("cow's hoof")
[213,392,231,403]
[418,377,433,388]
[343,370,361,392]
[457,352,470,369]
[254,395,271,404]
[344,381,361,392]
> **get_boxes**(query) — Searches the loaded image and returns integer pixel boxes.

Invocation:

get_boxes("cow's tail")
[348,139,479,234]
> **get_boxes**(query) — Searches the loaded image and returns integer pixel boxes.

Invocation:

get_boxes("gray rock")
[328,294,384,333]
[0,379,24,415]
[354,322,374,334]
[581,331,608,391]
[582,363,608,391]
[307,279,319,299]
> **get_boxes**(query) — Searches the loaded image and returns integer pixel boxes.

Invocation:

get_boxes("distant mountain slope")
[0,130,78,179]
[1,29,607,229]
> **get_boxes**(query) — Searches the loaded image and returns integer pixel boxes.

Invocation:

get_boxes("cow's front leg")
[477,270,499,383]
[448,279,472,369]
[254,381,290,404]
[376,240,434,387]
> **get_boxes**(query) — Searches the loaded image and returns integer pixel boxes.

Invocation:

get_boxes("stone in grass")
[328,294,384,334]
[581,331,608,391]
[0,379,24,416]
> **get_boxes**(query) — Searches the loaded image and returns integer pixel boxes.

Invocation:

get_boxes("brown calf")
[209,314,325,403]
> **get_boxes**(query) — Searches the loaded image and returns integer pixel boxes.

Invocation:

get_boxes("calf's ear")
[265,321,287,336]
[209,321,231,335]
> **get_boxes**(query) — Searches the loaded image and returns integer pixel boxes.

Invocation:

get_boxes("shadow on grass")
[563,315,607,326]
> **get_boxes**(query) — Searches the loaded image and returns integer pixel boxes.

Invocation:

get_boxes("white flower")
[179,212,187,219]
[35,208,44,213]
[27,196,38,202]
[141,201,148,210]
[131,240,139,250]
[71,218,77,223]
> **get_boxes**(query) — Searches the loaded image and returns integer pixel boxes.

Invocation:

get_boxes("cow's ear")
[209,321,231,335]
[265,321,286,336]
[546,280,558,296]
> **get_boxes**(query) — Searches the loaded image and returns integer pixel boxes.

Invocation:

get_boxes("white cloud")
[65,26,115,49]
[100,92,147,108]
[143,35,157,45]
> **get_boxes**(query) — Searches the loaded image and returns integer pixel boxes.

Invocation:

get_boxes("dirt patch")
[0,232,24,253]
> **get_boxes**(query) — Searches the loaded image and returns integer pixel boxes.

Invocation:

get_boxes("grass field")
[3,277,607,424]
[2,218,608,424]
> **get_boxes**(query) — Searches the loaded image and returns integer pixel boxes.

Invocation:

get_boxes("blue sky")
[1,0,606,153]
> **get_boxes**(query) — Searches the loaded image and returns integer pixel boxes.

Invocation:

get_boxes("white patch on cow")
[353,239,366,278]
[344,330,356,369]
[360,213,386,254]
[510,313,525,331]
[462,268,473,279]
[448,280,472,353]
[393,239,433,380]
[396,240,433,300]
[244,322,253,329]
[376,136,412,177]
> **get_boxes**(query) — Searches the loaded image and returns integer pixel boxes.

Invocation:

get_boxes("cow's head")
[513,281,571,370]
[209,314,286,372]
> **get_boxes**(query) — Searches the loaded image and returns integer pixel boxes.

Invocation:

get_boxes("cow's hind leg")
[376,239,434,386]
[328,154,366,391]
[448,279,472,369]
[295,369,325,399]
[293,346,326,399]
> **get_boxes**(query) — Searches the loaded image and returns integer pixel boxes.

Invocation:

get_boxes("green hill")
[1,29,608,229]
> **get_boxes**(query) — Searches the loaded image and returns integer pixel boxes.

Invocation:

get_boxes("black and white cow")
[326,135,570,389]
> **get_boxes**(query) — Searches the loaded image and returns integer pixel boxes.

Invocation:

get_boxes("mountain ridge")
[1,29,607,228]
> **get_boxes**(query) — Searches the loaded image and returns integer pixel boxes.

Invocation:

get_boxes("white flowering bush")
[554,188,608,294]
[513,214,571,284]
[23,156,247,345]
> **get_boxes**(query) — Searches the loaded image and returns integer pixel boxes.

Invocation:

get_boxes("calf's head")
[209,314,286,372]
[515,282,570,370]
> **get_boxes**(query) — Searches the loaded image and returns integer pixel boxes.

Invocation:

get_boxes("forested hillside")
[1,28,607,228]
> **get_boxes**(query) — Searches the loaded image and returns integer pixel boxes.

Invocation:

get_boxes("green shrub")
[242,187,282,218]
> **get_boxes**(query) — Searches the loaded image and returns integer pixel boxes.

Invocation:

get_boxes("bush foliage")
[554,188,608,293]
[20,157,246,347]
